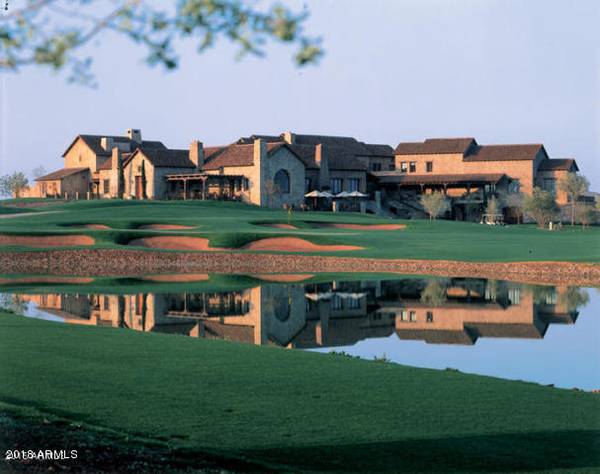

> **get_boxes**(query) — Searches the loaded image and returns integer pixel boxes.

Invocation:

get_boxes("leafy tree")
[31,165,47,179]
[504,191,525,224]
[523,187,558,229]
[558,172,589,226]
[0,0,323,85]
[117,155,125,199]
[420,279,448,306]
[0,172,29,198]
[420,192,449,220]
[575,203,596,229]
[558,287,589,312]
[486,196,500,216]
[140,160,147,199]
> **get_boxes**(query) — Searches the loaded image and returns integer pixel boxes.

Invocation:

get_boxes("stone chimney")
[127,128,142,144]
[254,139,268,206]
[282,131,295,144]
[111,147,121,170]
[315,144,330,189]
[100,137,114,152]
[189,140,204,170]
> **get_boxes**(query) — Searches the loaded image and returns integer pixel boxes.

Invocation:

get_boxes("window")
[103,179,110,194]
[426,311,434,323]
[347,297,360,309]
[103,297,110,311]
[305,177,312,192]
[401,310,409,322]
[347,178,360,192]
[508,180,520,194]
[484,184,496,193]
[330,178,343,194]
[370,162,382,172]
[409,162,416,173]
[400,162,408,173]
[388,163,395,171]
[243,178,249,191]
[331,295,343,310]
[543,178,556,194]
[508,288,520,305]
[409,311,417,322]
[274,169,290,193]
[426,161,433,173]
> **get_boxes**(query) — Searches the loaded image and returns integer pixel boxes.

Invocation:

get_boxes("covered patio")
[165,172,247,201]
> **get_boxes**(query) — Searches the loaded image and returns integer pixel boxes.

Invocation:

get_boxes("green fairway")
[0,199,599,262]
[1,312,599,473]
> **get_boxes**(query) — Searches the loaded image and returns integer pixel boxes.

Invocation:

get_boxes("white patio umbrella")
[320,191,334,198]
[347,191,367,198]
[304,190,322,198]
[335,191,351,198]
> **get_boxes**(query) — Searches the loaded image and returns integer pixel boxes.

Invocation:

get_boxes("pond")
[1,274,598,390]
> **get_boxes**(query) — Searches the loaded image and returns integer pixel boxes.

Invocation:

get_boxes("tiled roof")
[538,158,578,171]
[63,134,166,157]
[466,323,546,339]
[373,172,506,186]
[395,138,477,155]
[203,142,288,170]
[126,148,196,169]
[288,144,368,171]
[364,143,394,157]
[97,153,133,170]
[35,167,88,181]
[464,144,544,162]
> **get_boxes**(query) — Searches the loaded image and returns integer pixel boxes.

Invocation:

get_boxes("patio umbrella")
[305,189,324,208]
[335,191,351,198]
[347,191,367,198]
[320,191,334,198]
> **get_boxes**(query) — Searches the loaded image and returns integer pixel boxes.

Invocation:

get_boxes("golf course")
[0,199,598,261]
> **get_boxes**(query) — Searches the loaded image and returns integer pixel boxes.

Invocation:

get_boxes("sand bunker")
[128,236,225,251]
[256,223,298,230]
[0,234,95,248]
[254,274,315,282]
[80,224,110,230]
[243,237,363,252]
[139,224,196,230]
[142,273,210,282]
[0,276,93,285]
[317,223,405,230]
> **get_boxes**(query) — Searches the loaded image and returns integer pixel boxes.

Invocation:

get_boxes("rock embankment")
[0,249,598,286]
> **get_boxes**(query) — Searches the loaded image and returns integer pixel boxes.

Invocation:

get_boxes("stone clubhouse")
[26,128,582,222]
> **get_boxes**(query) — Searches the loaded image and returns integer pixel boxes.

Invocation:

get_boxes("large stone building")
[373,137,580,221]
[25,129,588,222]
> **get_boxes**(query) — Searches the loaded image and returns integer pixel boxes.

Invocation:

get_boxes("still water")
[1,274,598,390]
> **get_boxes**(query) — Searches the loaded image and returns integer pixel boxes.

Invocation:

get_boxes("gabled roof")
[62,134,166,157]
[35,167,88,181]
[464,144,545,162]
[97,153,133,170]
[364,143,394,157]
[125,148,196,169]
[395,138,477,156]
[287,144,368,171]
[203,142,299,170]
[538,158,578,171]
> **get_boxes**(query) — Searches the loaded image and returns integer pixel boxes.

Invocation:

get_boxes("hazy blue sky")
[1,0,598,188]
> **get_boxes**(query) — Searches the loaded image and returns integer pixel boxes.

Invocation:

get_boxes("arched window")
[273,169,290,194]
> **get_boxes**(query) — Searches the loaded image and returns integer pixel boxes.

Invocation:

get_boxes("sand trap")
[139,224,196,230]
[0,234,95,248]
[317,223,405,230]
[243,237,363,252]
[128,236,225,251]
[0,276,93,285]
[80,224,110,230]
[142,273,210,282]
[254,274,315,282]
[256,223,298,230]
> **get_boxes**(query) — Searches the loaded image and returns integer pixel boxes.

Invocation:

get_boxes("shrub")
[420,192,449,220]
[523,187,558,229]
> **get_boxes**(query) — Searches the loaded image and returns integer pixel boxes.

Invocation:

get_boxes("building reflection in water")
[13,278,586,348]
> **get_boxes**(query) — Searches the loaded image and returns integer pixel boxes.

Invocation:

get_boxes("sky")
[1,0,598,188]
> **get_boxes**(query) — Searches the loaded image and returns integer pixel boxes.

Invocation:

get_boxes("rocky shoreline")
[0,249,598,286]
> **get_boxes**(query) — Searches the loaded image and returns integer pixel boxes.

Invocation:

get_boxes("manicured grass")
[0,199,599,262]
[1,312,599,473]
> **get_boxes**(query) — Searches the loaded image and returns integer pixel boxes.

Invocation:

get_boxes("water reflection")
[3,277,588,348]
